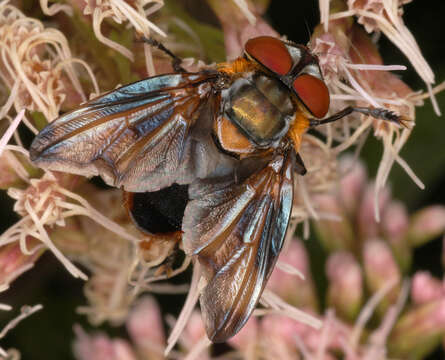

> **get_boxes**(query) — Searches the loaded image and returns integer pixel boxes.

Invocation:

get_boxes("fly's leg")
[309,106,412,129]
[139,36,186,72]
[295,152,307,176]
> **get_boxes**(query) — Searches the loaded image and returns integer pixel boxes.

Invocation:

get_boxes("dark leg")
[295,152,307,176]
[138,36,186,72]
[309,106,411,128]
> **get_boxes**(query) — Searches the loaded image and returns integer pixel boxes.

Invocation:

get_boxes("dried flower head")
[0,2,98,122]
[77,0,166,76]
[311,3,429,221]
[324,0,440,115]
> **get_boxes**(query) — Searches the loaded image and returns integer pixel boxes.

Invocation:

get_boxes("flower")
[326,251,363,321]
[73,326,137,360]
[408,206,445,247]
[411,271,444,305]
[330,0,440,115]
[267,238,318,310]
[0,2,96,121]
[126,297,166,359]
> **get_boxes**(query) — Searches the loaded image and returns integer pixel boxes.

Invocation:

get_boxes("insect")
[30,36,407,342]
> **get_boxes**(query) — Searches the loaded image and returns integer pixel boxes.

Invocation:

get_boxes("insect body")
[30,36,405,342]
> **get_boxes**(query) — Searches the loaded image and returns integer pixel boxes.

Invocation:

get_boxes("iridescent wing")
[30,72,224,192]
[182,149,295,342]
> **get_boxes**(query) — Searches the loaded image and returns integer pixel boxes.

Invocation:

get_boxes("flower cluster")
[310,157,445,358]
[0,1,96,121]
[0,0,443,359]
[71,156,445,359]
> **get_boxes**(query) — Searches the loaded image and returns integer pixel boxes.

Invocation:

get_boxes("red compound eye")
[293,74,330,118]
[245,36,292,75]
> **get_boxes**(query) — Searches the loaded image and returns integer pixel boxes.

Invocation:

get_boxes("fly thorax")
[222,74,295,148]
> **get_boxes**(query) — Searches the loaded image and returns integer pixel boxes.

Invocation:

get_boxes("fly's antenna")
[138,36,186,73]
[304,20,313,48]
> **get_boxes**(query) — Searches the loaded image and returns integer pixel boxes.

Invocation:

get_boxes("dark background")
[1,0,444,359]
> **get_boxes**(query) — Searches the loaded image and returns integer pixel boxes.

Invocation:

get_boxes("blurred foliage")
[164,1,226,63]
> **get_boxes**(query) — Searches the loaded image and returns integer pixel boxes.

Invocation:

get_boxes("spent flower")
[74,0,166,75]
[313,1,427,224]
[325,0,440,114]
[0,1,95,121]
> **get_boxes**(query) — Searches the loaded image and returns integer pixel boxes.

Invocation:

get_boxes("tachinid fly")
[30,36,407,342]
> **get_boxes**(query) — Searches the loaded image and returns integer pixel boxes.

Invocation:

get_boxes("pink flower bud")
[389,299,445,359]
[363,239,401,314]
[408,206,445,247]
[338,157,367,215]
[179,310,209,360]
[73,328,137,360]
[182,311,206,346]
[411,272,444,305]
[311,33,348,82]
[260,313,347,357]
[311,0,353,53]
[177,311,210,360]
[112,340,138,360]
[326,251,363,321]
[228,316,258,352]
[126,297,165,358]
[267,239,318,309]
[260,315,305,357]
[313,194,354,251]
[358,184,390,240]
[382,201,411,271]
[0,241,43,285]
[382,201,409,241]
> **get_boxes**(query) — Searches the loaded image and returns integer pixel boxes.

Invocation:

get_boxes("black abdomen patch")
[128,184,189,234]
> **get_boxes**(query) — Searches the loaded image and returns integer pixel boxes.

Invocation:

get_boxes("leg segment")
[295,152,307,176]
[309,106,411,128]
[138,36,186,72]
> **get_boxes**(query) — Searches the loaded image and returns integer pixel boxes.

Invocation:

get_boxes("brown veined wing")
[182,148,295,342]
[30,72,225,192]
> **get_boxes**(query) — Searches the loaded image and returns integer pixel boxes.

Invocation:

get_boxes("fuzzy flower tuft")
[0,2,98,122]
[323,0,440,115]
